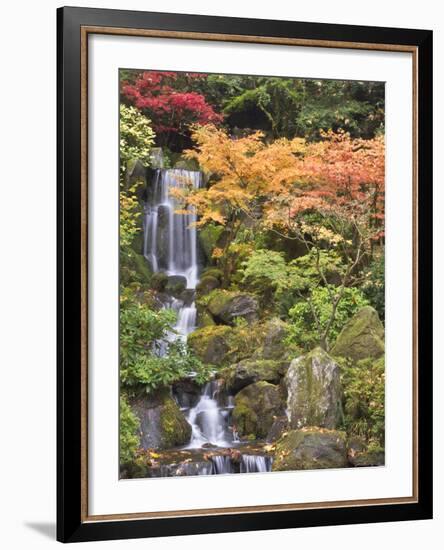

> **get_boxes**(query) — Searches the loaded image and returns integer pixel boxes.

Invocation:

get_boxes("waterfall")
[240,455,273,473]
[140,167,272,476]
[143,169,200,290]
[185,380,232,448]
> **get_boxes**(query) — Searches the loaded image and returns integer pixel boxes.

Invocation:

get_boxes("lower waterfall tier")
[121,443,273,478]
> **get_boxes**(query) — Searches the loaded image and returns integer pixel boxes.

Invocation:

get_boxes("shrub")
[120,395,140,463]
[287,286,370,351]
[340,356,385,445]
[120,297,211,393]
[120,104,156,178]
[362,252,385,321]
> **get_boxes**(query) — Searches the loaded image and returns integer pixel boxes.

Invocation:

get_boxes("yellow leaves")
[211,247,224,259]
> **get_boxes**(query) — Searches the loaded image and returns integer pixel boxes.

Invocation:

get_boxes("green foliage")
[119,395,140,463]
[362,253,385,321]
[287,286,370,351]
[120,294,211,393]
[240,248,345,314]
[120,104,156,178]
[340,356,385,445]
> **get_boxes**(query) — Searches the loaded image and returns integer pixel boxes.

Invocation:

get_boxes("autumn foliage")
[174,125,384,244]
[122,72,223,146]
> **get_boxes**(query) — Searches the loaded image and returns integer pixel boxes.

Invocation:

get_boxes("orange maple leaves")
[172,124,385,239]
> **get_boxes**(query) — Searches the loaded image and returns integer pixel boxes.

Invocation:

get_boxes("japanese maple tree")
[121,72,223,148]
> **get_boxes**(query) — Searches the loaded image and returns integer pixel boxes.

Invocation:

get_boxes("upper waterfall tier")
[143,169,202,289]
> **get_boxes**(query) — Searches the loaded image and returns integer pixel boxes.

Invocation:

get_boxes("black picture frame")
[57,6,433,543]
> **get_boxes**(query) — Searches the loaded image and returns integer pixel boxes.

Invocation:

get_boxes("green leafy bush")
[120,104,156,178]
[120,298,211,393]
[120,395,140,463]
[287,286,369,351]
[362,253,385,321]
[340,356,385,445]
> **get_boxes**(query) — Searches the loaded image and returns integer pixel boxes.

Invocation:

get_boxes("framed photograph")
[57,6,433,543]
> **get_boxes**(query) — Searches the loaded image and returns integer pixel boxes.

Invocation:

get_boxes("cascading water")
[141,167,272,476]
[144,169,200,291]
[185,380,233,448]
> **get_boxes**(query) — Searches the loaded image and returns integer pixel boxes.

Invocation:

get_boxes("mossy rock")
[232,381,284,440]
[150,272,168,292]
[261,318,290,360]
[120,249,152,286]
[219,358,288,394]
[286,347,342,430]
[196,275,220,297]
[201,268,223,281]
[347,437,385,467]
[272,428,348,471]
[187,325,233,365]
[198,310,216,328]
[198,223,224,262]
[130,389,191,450]
[173,156,200,171]
[165,275,187,297]
[331,306,384,362]
[206,290,259,325]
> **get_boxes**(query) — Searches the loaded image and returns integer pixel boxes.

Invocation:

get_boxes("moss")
[150,272,168,291]
[198,223,224,261]
[201,268,223,281]
[233,381,284,440]
[272,428,348,471]
[198,310,216,328]
[187,325,233,365]
[331,306,384,361]
[219,358,286,394]
[196,276,220,297]
[159,397,192,448]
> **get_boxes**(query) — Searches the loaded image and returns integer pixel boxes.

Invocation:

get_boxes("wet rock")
[131,389,191,450]
[172,378,202,409]
[233,381,285,440]
[286,347,342,430]
[272,428,348,471]
[331,306,385,362]
[165,275,187,297]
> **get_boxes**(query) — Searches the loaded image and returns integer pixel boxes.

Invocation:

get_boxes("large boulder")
[219,359,288,394]
[207,290,259,325]
[187,325,233,365]
[331,306,385,362]
[232,381,284,440]
[286,347,342,430]
[131,390,191,450]
[272,429,348,471]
